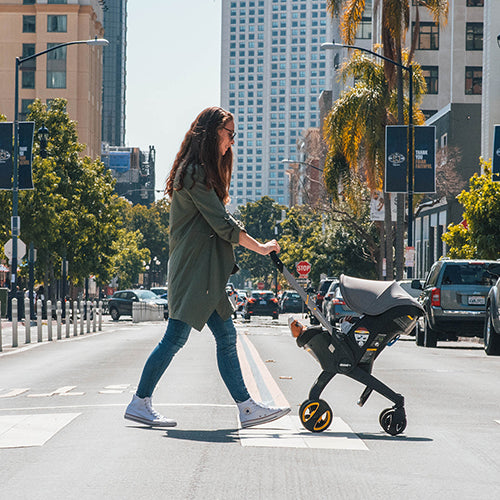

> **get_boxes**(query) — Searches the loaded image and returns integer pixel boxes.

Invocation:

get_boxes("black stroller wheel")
[379,408,407,436]
[299,399,333,433]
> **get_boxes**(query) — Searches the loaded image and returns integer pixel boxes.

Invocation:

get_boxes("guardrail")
[0,298,103,351]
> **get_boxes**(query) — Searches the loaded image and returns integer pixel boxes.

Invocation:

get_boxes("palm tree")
[323,50,426,278]
[325,0,449,278]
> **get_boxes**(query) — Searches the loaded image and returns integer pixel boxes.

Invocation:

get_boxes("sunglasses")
[222,127,237,140]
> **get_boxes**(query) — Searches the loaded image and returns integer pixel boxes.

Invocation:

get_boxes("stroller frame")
[270,252,424,435]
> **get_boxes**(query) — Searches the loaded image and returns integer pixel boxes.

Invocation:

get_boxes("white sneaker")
[124,394,177,427]
[238,398,291,428]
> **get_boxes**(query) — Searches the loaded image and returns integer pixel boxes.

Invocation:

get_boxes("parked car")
[108,289,168,321]
[150,287,168,298]
[484,277,500,356]
[280,290,303,313]
[244,290,279,320]
[321,279,340,316]
[309,277,337,325]
[412,259,500,347]
[324,286,361,326]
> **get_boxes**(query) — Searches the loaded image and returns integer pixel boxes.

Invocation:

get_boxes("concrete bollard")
[86,300,91,333]
[24,297,31,344]
[92,300,97,332]
[56,300,62,340]
[73,301,78,337]
[98,300,103,331]
[79,300,84,335]
[47,299,52,341]
[12,298,18,348]
[37,300,43,342]
[65,301,71,338]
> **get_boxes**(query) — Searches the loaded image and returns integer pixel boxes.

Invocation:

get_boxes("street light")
[321,41,415,278]
[10,37,109,291]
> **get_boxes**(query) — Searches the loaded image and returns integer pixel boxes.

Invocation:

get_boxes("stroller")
[270,252,424,436]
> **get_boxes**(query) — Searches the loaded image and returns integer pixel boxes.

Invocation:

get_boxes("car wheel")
[110,307,120,321]
[423,317,438,348]
[484,307,500,356]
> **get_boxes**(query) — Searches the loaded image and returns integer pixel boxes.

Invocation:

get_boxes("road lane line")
[238,333,289,408]
[239,415,369,450]
[0,413,81,449]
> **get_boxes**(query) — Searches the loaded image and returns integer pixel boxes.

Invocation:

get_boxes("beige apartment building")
[0,0,105,158]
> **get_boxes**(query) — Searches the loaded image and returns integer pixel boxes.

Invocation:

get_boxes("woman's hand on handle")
[238,231,280,255]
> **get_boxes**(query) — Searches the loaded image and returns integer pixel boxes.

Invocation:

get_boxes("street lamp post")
[10,37,108,291]
[321,42,415,278]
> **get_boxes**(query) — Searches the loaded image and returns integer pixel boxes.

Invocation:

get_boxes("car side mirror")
[411,279,422,290]
[132,296,139,301]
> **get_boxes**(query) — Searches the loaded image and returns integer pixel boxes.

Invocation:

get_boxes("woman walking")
[125,107,290,429]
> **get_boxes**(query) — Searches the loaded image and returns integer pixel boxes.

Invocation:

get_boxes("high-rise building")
[221,0,335,210]
[102,0,127,147]
[0,0,106,159]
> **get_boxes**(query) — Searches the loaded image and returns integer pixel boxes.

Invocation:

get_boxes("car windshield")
[135,290,158,300]
[441,263,500,286]
[287,292,300,299]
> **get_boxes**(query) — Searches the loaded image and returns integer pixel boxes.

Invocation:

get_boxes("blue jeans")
[136,311,250,403]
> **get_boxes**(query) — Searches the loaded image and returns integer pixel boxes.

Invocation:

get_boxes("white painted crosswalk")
[239,415,369,450]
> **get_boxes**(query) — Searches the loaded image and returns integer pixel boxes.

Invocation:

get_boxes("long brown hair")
[165,107,234,205]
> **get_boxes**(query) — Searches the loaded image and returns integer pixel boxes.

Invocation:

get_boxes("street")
[1,314,500,499]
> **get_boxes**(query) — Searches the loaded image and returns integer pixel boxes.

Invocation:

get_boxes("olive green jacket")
[167,164,244,331]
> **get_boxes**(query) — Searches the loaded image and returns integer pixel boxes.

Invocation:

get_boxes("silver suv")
[412,259,500,347]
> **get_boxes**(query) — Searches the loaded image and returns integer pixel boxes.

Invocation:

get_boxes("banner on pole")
[0,122,13,190]
[19,121,35,190]
[385,126,407,193]
[413,126,436,193]
[0,121,35,190]
[493,125,500,182]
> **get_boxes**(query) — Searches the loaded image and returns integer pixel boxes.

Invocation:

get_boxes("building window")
[20,99,33,121]
[21,44,36,89]
[466,0,483,6]
[46,43,66,89]
[48,15,67,33]
[23,0,36,4]
[466,23,483,50]
[465,66,482,95]
[356,18,372,39]
[23,15,36,33]
[48,0,68,3]
[414,22,439,50]
[422,66,438,94]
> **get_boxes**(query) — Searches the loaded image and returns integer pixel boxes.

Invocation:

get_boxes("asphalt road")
[1,314,499,499]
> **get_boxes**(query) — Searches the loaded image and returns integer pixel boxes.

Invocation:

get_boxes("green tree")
[0,99,121,295]
[234,196,284,287]
[443,160,500,259]
[110,229,150,289]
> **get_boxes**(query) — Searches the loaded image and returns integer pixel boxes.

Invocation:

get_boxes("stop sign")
[296,261,311,276]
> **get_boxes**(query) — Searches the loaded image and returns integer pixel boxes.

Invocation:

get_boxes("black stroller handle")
[270,251,283,272]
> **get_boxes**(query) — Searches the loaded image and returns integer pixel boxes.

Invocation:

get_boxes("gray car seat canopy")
[340,274,424,316]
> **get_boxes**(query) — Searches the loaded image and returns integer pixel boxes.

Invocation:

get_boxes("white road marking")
[27,386,80,398]
[495,420,500,425]
[0,388,29,399]
[0,413,80,449]
[239,415,369,450]
[99,384,130,394]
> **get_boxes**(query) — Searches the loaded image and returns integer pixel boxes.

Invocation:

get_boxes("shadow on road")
[356,433,433,442]
[164,428,240,443]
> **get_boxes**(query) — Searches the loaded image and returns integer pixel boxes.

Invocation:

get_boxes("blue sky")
[126,0,222,192]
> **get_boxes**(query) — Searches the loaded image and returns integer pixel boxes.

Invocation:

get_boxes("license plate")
[260,300,266,305]
[468,296,485,305]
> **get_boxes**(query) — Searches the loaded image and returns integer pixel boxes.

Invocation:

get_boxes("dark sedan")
[108,290,168,321]
[280,290,303,313]
[244,290,279,320]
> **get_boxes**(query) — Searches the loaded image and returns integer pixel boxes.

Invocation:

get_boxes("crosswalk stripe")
[239,415,369,450]
[0,388,29,399]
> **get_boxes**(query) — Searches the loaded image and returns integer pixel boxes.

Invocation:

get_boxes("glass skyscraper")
[102,0,127,147]
[221,0,335,210]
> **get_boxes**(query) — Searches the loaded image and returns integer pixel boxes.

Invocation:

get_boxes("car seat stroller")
[270,252,424,436]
